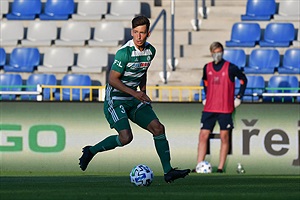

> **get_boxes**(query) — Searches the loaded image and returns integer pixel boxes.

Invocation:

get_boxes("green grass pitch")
[0,173,299,200]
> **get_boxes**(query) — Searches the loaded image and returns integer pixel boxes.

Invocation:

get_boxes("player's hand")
[202,99,206,105]
[234,98,241,108]
[134,91,152,104]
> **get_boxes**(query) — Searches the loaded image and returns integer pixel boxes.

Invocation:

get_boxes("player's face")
[211,47,223,63]
[131,25,150,51]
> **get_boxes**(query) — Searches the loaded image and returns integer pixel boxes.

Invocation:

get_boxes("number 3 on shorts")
[120,105,126,114]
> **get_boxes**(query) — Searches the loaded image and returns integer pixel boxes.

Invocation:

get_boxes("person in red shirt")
[196,42,247,173]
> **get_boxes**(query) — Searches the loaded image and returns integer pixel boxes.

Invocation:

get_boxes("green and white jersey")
[105,39,156,101]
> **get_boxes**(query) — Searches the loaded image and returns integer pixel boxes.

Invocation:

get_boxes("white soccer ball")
[196,161,212,174]
[130,164,154,186]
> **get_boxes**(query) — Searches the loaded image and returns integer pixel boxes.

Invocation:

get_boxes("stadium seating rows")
[1,0,141,21]
[0,47,109,73]
[0,20,125,47]
[1,0,299,103]
[208,0,300,102]
[1,1,298,49]
[218,48,299,75]
[1,73,298,102]
[4,0,296,22]
[1,47,299,74]
[0,73,93,101]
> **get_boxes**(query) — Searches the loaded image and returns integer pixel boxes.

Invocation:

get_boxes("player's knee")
[199,130,210,141]
[119,132,133,146]
[220,135,229,143]
[220,130,229,143]
[120,135,133,145]
[153,123,165,136]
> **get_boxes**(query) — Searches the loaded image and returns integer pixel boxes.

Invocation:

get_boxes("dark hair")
[132,15,150,32]
[209,42,224,52]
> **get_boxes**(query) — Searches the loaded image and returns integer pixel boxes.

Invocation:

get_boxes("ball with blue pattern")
[130,164,154,186]
[196,161,212,173]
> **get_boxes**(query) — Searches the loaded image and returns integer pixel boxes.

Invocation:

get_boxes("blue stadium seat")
[264,75,299,102]
[236,75,265,102]
[40,0,75,20]
[259,23,295,47]
[6,0,42,20]
[4,48,40,73]
[223,49,246,69]
[244,48,280,74]
[55,74,91,101]
[226,22,261,47]
[241,0,276,21]
[21,74,57,101]
[0,48,6,68]
[0,74,23,100]
[278,48,300,74]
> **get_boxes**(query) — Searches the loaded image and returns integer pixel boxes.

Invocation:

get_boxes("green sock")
[153,134,172,174]
[89,135,122,155]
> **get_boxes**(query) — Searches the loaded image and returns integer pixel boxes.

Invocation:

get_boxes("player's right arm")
[109,50,151,103]
[202,64,208,94]
[109,70,151,103]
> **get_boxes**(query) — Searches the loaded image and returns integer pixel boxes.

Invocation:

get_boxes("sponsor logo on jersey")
[113,60,122,68]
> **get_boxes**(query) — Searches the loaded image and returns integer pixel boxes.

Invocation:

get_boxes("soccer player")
[79,15,190,183]
[196,42,247,173]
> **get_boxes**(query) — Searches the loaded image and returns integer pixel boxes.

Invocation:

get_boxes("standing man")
[79,15,190,183]
[196,42,247,173]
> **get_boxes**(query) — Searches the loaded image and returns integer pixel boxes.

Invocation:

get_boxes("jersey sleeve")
[202,64,208,94]
[230,64,248,98]
[111,48,128,74]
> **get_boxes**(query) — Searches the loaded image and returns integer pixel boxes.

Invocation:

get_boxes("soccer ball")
[196,161,212,174]
[130,164,154,186]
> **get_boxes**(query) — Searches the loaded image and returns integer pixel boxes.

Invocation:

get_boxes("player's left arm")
[139,72,147,94]
[231,64,248,99]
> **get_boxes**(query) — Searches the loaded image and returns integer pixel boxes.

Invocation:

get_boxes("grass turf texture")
[0,173,299,200]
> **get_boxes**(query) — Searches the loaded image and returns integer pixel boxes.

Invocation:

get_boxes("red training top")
[203,61,235,113]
